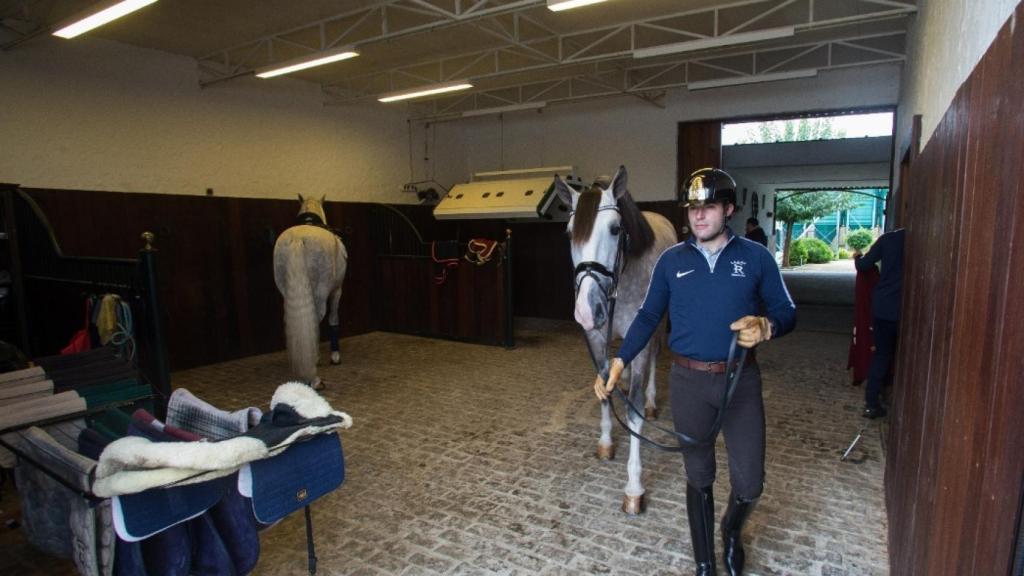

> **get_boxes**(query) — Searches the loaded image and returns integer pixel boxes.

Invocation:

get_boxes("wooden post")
[139,231,171,418]
[503,228,514,348]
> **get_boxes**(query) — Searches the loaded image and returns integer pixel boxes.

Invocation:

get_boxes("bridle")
[571,205,628,339]
[572,203,747,451]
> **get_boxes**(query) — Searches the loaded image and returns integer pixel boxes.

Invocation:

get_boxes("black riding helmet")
[681,167,737,207]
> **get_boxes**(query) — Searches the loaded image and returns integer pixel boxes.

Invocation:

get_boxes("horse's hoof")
[621,494,646,515]
[645,407,658,420]
[596,443,615,461]
[330,352,340,365]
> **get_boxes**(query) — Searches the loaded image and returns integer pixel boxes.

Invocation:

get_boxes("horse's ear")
[553,175,576,206]
[320,194,326,204]
[611,165,628,200]
[297,194,305,204]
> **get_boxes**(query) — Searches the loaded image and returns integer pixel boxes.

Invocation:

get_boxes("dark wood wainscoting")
[24,191,376,370]
[21,191,686,371]
[886,5,1024,575]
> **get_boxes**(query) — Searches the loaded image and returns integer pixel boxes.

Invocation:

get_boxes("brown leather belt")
[673,352,753,374]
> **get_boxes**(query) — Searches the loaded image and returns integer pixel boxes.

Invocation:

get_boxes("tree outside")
[775,191,858,267]
[735,117,847,145]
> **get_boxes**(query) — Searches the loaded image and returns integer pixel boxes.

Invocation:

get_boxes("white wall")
[457,63,901,202]
[0,36,459,202]
[895,0,1019,157]
[724,136,892,168]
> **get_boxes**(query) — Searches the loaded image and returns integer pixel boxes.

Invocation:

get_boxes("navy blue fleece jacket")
[618,231,796,363]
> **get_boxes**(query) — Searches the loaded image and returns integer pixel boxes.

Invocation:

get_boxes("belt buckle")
[705,362,720,373]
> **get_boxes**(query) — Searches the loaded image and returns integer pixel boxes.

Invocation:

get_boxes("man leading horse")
[595,168,796,576]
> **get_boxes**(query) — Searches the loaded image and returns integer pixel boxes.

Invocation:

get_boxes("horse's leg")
[328,286,342,365]
[645,344,659,419]
[622,347,648,515]
[584,329,615,461]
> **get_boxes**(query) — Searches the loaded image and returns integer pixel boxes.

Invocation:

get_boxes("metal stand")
[304,505,318,575]
[841,417,877,462]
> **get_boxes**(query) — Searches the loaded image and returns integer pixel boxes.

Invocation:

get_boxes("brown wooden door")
[677,120,723,193]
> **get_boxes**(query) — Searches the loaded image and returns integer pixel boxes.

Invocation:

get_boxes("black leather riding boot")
[686,484,717,576]
[720,493,758,576]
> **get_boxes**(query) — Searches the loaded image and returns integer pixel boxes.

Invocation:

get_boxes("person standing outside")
[595,168,796,576]
[744,217,768,247]
[853,227,905,418]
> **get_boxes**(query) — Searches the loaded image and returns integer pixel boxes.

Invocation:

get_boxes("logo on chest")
[730,260,747,277]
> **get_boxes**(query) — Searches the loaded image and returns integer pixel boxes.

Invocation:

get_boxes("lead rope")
[579,231,747,450]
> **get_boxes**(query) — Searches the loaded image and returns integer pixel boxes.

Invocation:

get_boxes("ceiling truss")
[4,0,915,115]
[309,0,914,107]
[396,28,907,121]
[198,0,915,89]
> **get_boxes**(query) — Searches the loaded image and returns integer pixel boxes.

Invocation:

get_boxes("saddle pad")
[238,432,344,525]
[112,475,233,542]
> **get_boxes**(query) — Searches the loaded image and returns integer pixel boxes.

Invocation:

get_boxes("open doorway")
[772,186,888,269]
[673,108,892,341]
[716,109,893,309]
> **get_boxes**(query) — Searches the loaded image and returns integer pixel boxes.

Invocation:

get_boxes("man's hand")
[594,358,625,400]
[730,316,772,349]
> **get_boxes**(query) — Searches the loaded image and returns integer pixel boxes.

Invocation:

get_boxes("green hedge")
[790,241,808,265]
[792,238,834,264]
[847,229,875,251]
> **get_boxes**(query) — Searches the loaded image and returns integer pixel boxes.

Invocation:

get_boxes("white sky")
[721,112,894,145]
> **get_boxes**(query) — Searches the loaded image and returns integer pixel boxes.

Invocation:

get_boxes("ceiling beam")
[387,31,905,120]
[199,0,915,87]
[198,0,545,84]
[319,0,912,100]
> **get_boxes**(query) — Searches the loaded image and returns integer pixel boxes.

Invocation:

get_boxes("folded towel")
[10,426,112,576]
[0,390,50,407]
[166,388,262,441]
[0,365,45,385]
[0,379,54,401]
[0,391,87,432]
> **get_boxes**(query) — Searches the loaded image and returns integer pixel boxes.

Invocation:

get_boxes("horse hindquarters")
[277,238,319,385]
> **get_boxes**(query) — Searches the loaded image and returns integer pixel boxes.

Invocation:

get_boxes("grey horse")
[555,166,678,514]
[273,195,348,389]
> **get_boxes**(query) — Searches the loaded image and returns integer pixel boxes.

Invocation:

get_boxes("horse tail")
[282,238,319,384]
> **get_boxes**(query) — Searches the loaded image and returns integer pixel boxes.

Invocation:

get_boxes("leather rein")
[572,205,747,450]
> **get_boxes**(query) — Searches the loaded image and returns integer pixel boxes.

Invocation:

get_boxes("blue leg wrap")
[329,325,340,352]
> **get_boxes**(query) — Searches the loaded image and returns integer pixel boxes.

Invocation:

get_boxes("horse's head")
[555,166,630,332]
[296,194,328,225]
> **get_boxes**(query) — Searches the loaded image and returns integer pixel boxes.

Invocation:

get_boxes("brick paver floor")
[179,314,886,576]
[3,311,888,575]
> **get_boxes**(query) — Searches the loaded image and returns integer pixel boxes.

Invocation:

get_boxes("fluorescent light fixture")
[255,46,359,79]
[634,26,795,59]
[687,69,818,91]
[53,0,158,39]
[378,80,473,103]
[547,0,609,12]
[461,101,546,118]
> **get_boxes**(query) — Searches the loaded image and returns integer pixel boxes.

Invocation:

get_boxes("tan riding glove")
[594,357,625,400]
[730,316,773,348]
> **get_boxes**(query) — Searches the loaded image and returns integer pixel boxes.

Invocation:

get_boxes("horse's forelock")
[570,188,605,245]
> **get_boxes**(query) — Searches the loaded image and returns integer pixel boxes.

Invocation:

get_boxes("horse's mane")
[571,177,655,259]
